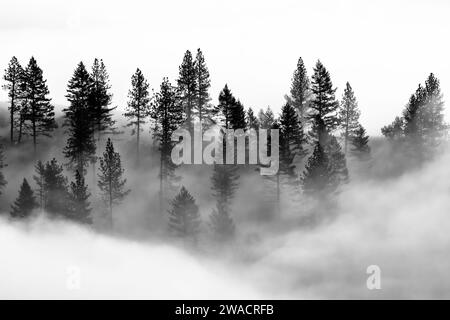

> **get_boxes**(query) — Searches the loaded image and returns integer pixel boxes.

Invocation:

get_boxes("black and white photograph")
[0,0,450,305]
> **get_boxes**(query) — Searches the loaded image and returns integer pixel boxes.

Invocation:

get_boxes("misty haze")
[1,0,450,301]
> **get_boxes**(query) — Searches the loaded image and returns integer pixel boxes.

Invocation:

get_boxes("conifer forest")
[1,0,450,300]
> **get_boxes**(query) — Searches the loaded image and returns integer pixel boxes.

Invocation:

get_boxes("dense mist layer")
[1,146,450,299]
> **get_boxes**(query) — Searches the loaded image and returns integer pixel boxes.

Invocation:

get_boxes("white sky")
[0,0,449,135]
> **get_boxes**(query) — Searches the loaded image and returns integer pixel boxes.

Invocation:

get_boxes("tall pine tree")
[193,49,213,126]
[63,62,96,175]
[124,68,152,165]
[89,58,115,141]
[287,57,310,122]
[309,60,339,143]
[151,78,184,214]
[0,145,7,195]
[177,50,197,132]
[21,57,56,155]
[338,82,361,154]
[2,56,24,144]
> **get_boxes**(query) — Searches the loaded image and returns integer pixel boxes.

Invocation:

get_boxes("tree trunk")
[32,118,37,157]
[136,115,140,167]
[10,90,15,145]
[18,114,23,144]
[159,154,163,216]
[109,173,113,229]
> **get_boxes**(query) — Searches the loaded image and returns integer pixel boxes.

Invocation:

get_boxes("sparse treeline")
[0,51,446,245]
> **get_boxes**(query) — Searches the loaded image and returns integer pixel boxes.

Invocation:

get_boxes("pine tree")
[338,82,361,154]
[63,62,96,175]
[168,186,201,243]
[2,56,24,144]
[309,60,339,143]
[37,158,70,217]
[69,170,92,224]
[423,73,446,144]
[98,138,130,227]
[209,164,238,239]
[177,50,197,132]
[151,78,184,214]
[403,85,426,143]
[301,142,333,196]
[287,57,310,122]
[215,85,246,129]
[231,100,247,129]
[0,145,7,195]
[351,124,371,160]
[10,179,38,219]
[382,73,446,161]
[21,57,56,155]
[89,58,116,141]
[246,107,259,130]
[279,102,307,185]
[124,68,152,164]
[193,49,213,126]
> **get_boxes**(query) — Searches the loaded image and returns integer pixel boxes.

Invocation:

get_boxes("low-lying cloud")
[1,148,450,299]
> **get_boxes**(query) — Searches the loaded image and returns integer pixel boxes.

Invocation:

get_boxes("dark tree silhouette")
[177,50,197,132]
[89,58,115,141]
[69,170,92,224]
[0,145,7,195]
[63,62,96,175]
[338,82,361,154]
[2,56,24,144]
[98,138,130,227]
[215,84,246,129]
[21,57,56,155]
[168,186,201,244]
[151,77,184,214]
[193,48,213,126]
[309,60,339,143]
[124,68,152,165]
[10,178,38,219]
[286,57,310,122]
